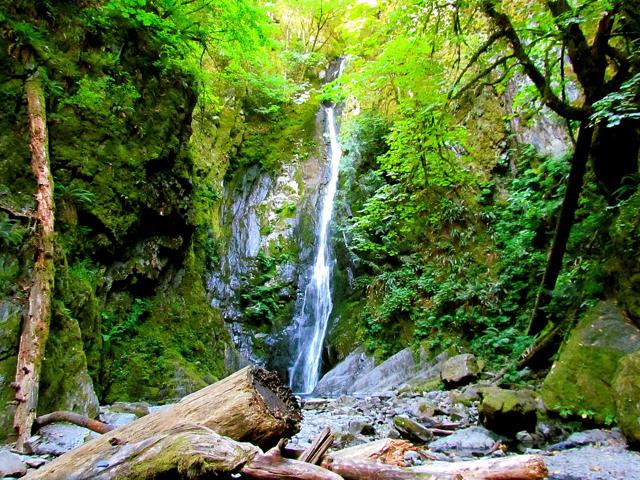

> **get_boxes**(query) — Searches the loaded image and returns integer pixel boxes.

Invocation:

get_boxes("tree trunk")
[528,121,593,337]
[25,366,301,478]
[13,70,55,452]
[26,424,341,480]
[411,454,548,480]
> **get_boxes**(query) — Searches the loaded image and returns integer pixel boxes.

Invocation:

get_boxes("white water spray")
[289,106,342,394]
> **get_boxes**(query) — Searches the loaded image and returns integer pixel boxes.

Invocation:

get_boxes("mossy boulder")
[614,350,640,445]
[0,301,21,439]
[39,302,99,419]
[479,386,540,436]
[441,353,480,388]
[541,302,640,424]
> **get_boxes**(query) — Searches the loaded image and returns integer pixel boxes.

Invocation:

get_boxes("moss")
[614,351,640,445]
[39,300,99,417]
[541,302,640,424]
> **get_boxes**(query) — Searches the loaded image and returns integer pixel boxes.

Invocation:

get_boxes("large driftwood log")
[411,454,548,480]
[322,440,547,480]
[26,424,340,480]
[26,367,300,479]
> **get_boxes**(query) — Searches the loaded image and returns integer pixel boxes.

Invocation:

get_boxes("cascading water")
[288,105,342,394]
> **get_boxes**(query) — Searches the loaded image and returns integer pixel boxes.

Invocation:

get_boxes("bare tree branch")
[481,0,587,120]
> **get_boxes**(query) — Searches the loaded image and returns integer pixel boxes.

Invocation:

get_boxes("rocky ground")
[1,387,639,479]
[291,390,640,480]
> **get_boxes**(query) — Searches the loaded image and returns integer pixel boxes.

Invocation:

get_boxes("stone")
[0,451,27,478]
[348,419,375,436]
[24,423,100,456]
[479,386,539,436]
[541,302,640,424]
[392,415,433,443]
[544,445,640,480]
[313,348,375,396]
[440,354,480,387]
[428,426,499,458]
[351,347,454,394]
[547,429,627,451]
[37,308,100,420]
[614,350,640,445]
[109,401,151,417]
[98,411,137,428]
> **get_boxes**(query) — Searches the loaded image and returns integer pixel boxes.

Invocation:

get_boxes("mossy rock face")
[479,386,539,436]
[614,351,640,445]
[39,301,100,418]
[541,302,640,424]
[0,301,22,439]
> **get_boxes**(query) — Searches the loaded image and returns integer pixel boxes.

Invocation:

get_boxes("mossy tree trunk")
[13,70,55,452]
[527,122,593,336]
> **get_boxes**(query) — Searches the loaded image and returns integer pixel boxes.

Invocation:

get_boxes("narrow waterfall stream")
[289,105,342,394]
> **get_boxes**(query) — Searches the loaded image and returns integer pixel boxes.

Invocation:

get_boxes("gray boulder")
[351,347,454,394]
[313,348,375,396]
[441,354,480,387]
[428,426,499,457]
[25,423,99,456]
[0,450,27,478]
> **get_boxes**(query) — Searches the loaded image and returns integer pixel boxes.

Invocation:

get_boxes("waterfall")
[289,105,342,394]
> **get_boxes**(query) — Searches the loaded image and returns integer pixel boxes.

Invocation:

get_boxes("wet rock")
[544,445,640,480]
[404,449,422,466]
[428,426,499,457]
[98,410,137,427]
[313,348,375,396]
[441,354,480,388]
[348,419,375,436]
[614,350,640,445]
[109,401,150,417]
[25,423,100,456]
[479,386,539,436]
[541,302,640,424]
[0,451,27,478]
[392,415,433,443]
[547,429,626,451]
[23,456,48,469]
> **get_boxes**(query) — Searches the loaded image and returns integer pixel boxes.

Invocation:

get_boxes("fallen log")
[26,366,301,479]
[321,440,547,480]
[26,424,340,480]
[33,411,114,434]
[411,454,548,480]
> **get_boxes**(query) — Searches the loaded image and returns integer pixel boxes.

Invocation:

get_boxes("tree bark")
[26,423,341,480]
[13,70,55,453]
[25,366,301,478]
[33,411,115,435]
[528,122,593,336]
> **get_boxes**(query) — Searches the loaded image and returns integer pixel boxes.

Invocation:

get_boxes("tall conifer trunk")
[13,70,55,452]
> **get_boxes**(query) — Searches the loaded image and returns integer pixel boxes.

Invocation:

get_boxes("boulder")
[614,350,640,445]
[392,415,433,443]
[351,347,454,394]
[313,348,375,396]
[428,426,499,458]
[440,354,480,387]
[24,423,99,456]
[541,302,640,424]
[0,450,27,478]
[479,386,540,436]
[547,428,626,451]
